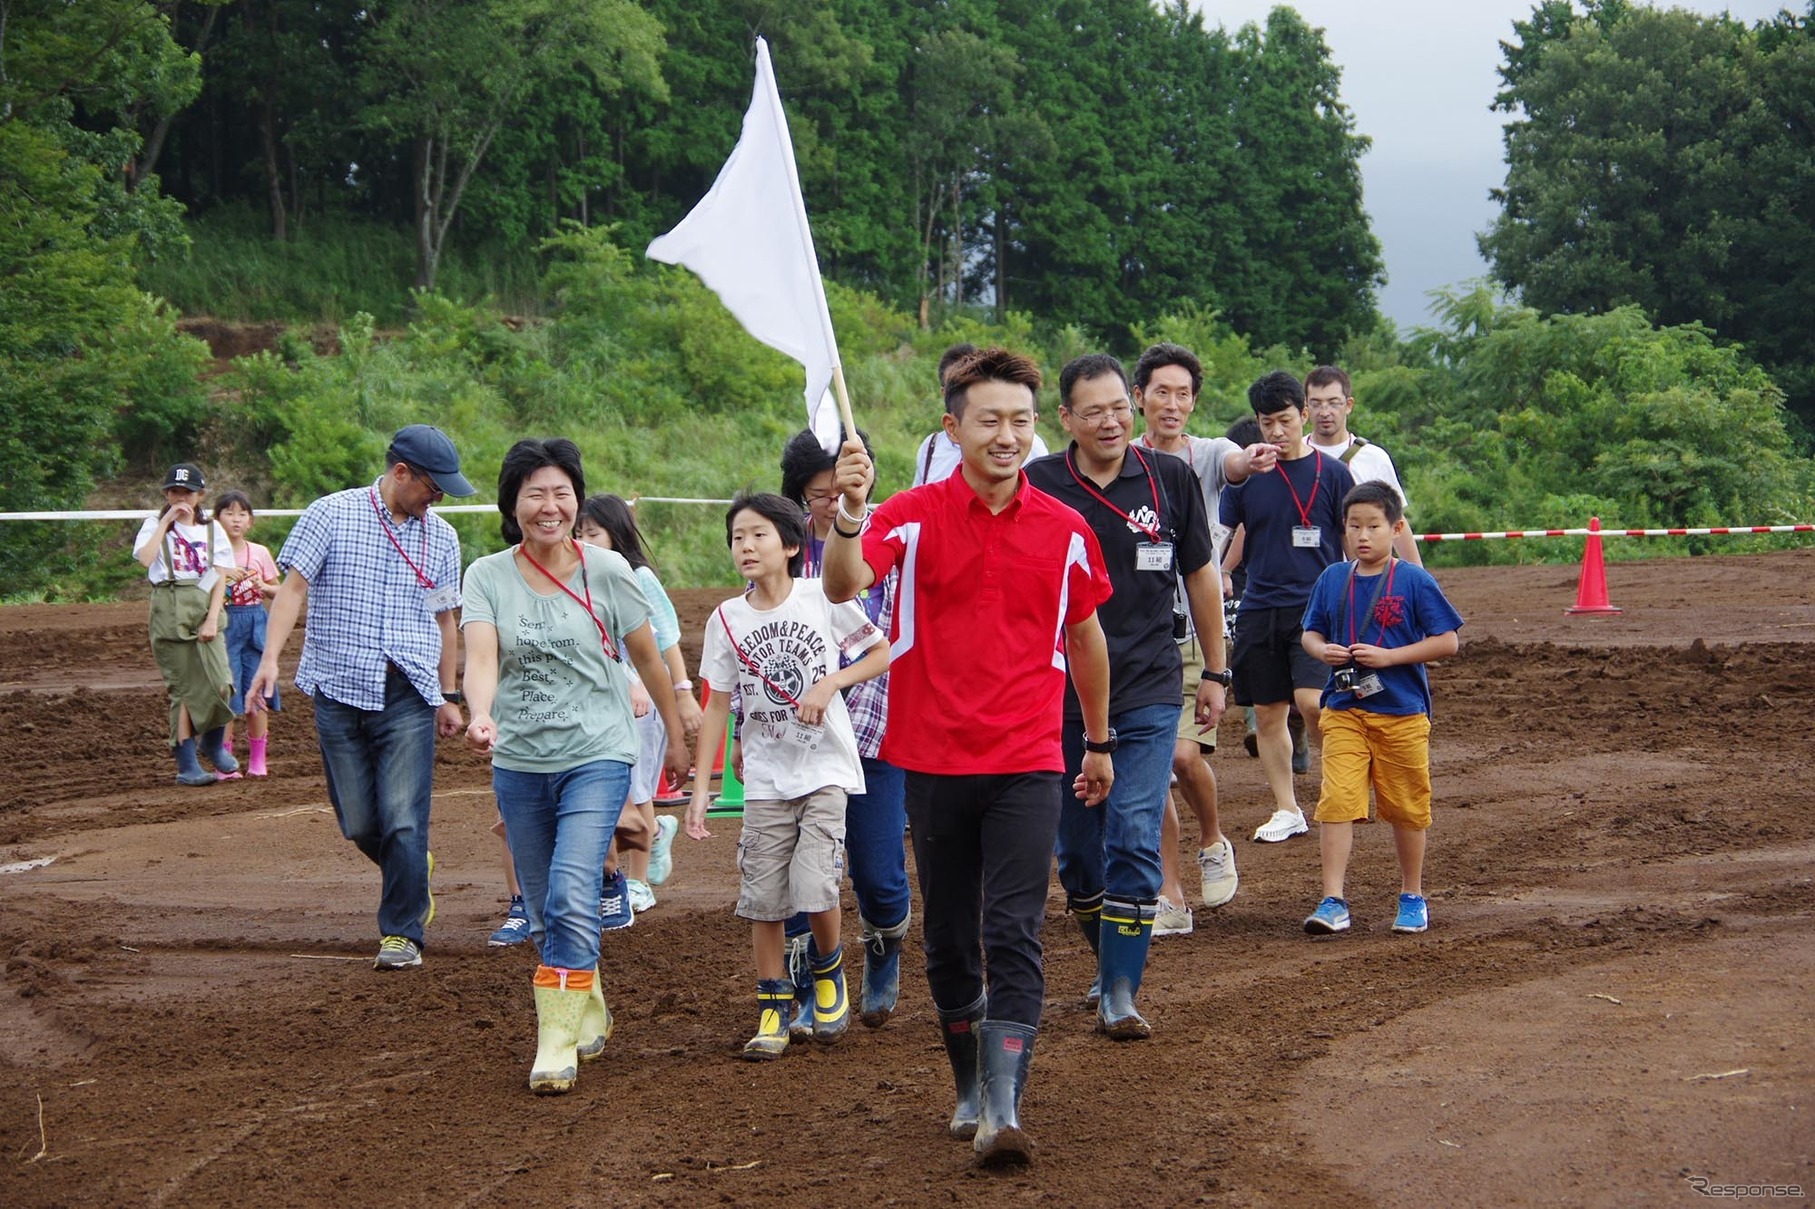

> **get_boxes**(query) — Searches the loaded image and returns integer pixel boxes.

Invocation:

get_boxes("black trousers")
[904,770,1063,1028]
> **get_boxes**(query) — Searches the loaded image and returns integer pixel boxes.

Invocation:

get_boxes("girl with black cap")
[134,463,240,785]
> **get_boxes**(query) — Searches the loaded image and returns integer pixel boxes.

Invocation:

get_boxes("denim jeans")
[848,757,911,929]
[493,759,631,971]
[313,667,436,945]
[904,770,1063,1028]
[1056,702,1181,906]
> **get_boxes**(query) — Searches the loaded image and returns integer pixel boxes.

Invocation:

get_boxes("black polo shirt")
[1025,443,1213,717]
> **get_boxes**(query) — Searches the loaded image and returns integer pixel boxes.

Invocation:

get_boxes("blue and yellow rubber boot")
[858,912,910,1028]
[785,931,816,1040]
[743,978,793,1061]
[1095,897,1157,1040]
[1070,890,1103,1005]
[809,944,850,1044]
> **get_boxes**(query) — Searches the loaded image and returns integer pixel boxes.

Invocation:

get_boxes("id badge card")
[423,584,458,613]
[1136,542,1174,572]
[1352,673,1384,698]
[783,719,824,752]
[1292,525,1322,549]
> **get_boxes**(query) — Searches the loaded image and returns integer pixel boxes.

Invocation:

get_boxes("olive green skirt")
[149,584,235,744]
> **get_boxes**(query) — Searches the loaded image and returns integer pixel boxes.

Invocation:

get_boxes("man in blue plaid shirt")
[249,426,478,971]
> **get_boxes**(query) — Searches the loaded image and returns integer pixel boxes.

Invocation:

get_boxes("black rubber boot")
[1070,891,1103,1006]
[937,994,987,1139]
[973,1020,1037,1166]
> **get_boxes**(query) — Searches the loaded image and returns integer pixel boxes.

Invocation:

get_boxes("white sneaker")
[1153,895,1194,937]
[627,877,656,913]
[1198,839,1239,908]
[1251,808,1309,843]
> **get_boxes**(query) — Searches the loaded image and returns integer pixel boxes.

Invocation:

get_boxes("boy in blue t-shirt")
[1298,482,1463,936]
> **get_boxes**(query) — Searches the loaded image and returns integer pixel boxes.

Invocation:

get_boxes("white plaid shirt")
[278,479,463,710]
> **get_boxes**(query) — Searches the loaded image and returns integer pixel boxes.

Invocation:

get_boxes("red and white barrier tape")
[1418,524,1815,543]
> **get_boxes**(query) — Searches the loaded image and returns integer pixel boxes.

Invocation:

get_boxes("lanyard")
[801,531,824,579]
[369,487,435,589]
[1277,451,1324,530]
[715,605,803,708]
[519,542,620,661]
[1344,558,1398,647]
[1064,446,1164,542]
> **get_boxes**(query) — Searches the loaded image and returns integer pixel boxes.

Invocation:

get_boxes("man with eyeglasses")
[1024,354,1224,1041]
[249,425,479,971]
[1304,365,1421,566]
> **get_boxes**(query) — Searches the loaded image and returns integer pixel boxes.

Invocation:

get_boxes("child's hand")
[676,690,703,741]
[1316,640,1351,666]
[662,735,689,784]
[1348,643,1397,669]
[198,616,219,642]
[796,679,838,727]
[629,679,652,718]
[685,793,712,840]
[466,715,497,753]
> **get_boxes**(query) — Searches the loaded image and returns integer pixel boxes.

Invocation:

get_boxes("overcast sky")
[1191,1,1793,331]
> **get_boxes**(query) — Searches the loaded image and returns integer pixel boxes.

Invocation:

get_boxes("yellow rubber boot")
[530,966,592,1094]
[743,978,793,1061]
[578,967,612,1062]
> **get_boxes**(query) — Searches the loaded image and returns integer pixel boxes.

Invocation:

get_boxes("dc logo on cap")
[174,468,190,482]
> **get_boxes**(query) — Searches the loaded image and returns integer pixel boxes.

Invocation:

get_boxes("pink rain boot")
[248,737,269,778]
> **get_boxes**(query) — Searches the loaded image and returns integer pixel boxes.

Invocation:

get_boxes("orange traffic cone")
[1566,516,1622,615]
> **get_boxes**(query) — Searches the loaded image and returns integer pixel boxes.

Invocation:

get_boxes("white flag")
[647,38,843,451]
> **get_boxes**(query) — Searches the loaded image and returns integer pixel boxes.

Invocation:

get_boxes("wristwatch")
[1200,668,1233,688]
[442,690,465,705]
[1082,728,1118,754]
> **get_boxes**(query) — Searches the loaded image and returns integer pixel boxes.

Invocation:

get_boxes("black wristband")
[442,690,464,705]
[832,521,862,539]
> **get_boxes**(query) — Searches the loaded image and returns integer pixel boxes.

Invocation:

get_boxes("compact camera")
[1332,667,1360,692]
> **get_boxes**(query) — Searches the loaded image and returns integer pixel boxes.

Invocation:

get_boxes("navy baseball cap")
[388,425,477,497]
[161,463,206,490]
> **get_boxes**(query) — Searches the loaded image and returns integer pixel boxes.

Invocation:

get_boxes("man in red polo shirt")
[823,347,1114,1168]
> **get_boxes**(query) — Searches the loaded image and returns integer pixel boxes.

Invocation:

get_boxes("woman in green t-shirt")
[460,438,688,1095]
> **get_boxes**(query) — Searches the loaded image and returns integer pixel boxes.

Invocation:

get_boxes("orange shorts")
[1313,708,1433,830]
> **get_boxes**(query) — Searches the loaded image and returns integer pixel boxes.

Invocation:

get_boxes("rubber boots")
[173,737,214,787]
[809,944,850,1043]
[529,966,592,1094]
[577,966,612,1062]
[1070,891,1102,1006]
[785,931,816,1041]
[743,978,793,1061]
[247,736,269,777]
[974,1020,1037,1166]
[198,726,240,777]
[937,994,987,1140]
[1096,897,1157,1040]
[858,912,910,1028]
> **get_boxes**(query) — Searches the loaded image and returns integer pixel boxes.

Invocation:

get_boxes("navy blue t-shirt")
[1219,450,1353,610]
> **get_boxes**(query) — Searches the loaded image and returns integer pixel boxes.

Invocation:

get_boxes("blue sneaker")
[488,895,531,947]
[648,815,679,886]
[1393,893,1429,934]
[599,870,636,932]
[1303,896,1351,935]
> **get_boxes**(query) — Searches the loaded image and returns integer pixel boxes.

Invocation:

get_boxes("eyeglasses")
[407,465,444,497]
[802,488,838,505]
[1305,399,1348,411]
[1070,403,1133,426]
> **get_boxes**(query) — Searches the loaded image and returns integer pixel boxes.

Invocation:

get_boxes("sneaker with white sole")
[488,896,531,947]
[1251,808,1308,843]
[1198,839,1238,908]
[1303,897,1350,935]
[1153,895,1194,937]
[648,814,679,886]
[627,878,656,913]
[373,935,423,969]
[1392,893,1429,934]
[599,870,636,931]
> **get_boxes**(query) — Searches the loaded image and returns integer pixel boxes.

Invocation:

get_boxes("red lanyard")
[715,605,803,708]
[1064,446,1164,542]
[519,542,620,661]
[369,487,435,589]
[1277,451,1324,530]
[1344,558,1398,646]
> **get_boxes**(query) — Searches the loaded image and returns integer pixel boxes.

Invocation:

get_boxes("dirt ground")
[2,548,1812,1207]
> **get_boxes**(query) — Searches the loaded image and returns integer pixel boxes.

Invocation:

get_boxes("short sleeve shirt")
[1024,445,1212,716]
[1301,559,1464,716]
[860,471,1113,775]
[1310,435,1411,513]
[228,541,279,607]
[461,545,650,771]
[137,517,235,593]
[699,579,882,800]
[1219,452,1353,611]
[277,481,464,710]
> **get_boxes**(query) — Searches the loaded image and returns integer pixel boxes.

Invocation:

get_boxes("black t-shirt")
[1026,444,1213,716]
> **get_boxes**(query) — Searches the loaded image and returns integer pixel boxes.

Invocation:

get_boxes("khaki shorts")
[735,787,848,921]
[1313,708,1433,830]
[1176,633,1221,751]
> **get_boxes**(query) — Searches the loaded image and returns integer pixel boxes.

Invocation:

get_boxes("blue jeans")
[1056,702,1181,905]
[225,604,279,715]
[782,755,910,943]
[313,667,436,944]
[493,759,631,971]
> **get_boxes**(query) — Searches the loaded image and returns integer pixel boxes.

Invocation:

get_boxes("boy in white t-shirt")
[686,492,890,1060]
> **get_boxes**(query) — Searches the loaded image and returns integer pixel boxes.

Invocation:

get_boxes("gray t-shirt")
[461,545,651,772]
